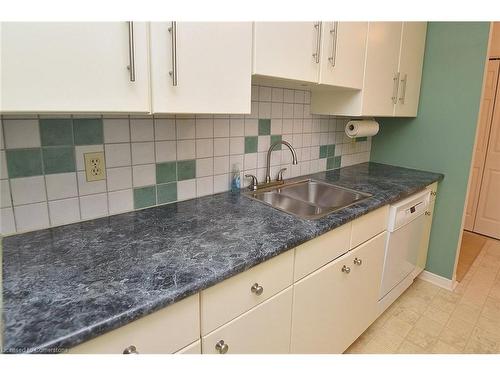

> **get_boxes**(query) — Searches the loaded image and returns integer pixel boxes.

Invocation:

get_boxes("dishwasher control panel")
[388,190,431,232]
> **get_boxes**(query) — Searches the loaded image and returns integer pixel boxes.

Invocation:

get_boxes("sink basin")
[245,179,372,220]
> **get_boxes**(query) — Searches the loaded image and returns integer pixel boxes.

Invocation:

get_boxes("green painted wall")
[371,22,490,279]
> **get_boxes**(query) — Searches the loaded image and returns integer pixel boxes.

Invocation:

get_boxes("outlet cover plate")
[84,152,106,182]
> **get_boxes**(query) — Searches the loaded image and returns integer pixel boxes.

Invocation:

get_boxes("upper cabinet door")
[1,22,150,113]
[361,22,403,116]
[253,22,321,83]
[150,22,252,114]
[318,22,368,89]
[395,22,427,117]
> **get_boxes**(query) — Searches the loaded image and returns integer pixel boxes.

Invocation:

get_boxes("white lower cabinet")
[202,287,293,354]
[175,340,201,354]
[290,232,386,354]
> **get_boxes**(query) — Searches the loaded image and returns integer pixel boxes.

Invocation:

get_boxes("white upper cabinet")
[253,22,321,83]
[318,22,368,89]
[150,22,252,114]
[1,22,150,113]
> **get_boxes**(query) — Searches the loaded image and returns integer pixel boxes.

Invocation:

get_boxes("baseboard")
[417,270,454,291]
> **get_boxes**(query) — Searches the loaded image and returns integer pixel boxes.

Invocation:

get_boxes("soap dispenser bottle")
[231,163,241,193]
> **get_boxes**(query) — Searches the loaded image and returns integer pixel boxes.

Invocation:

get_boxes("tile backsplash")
[0,85,371,235]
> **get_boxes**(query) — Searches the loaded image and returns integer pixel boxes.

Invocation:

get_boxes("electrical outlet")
[84,152,106,182]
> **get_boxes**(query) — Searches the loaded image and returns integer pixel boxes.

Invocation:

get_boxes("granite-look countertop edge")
[2,162,444,353]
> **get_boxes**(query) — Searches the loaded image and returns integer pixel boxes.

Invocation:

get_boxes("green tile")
[258,119,271,135]
[177,160,196,181]
[245,136,258,154]
[334,156,342,168]
[6,148,43,178]
[327,144,336,157]
[42,147,75,174]
[319,145,328,159]
[157,182,177,204]
[270,135,282,150]
[355,136,368,142]
[73,118,103,145]
[326,157,336,170]
[40,119,73,146]
[156,162,177,184]
[134,186,157,209]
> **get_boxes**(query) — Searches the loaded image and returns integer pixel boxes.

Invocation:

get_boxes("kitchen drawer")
[202,287,293,354]
[175,340,201,354]
[294,222,351,282]
[350,205,389,248]
[68,294,200,354]
[200,250,294,335]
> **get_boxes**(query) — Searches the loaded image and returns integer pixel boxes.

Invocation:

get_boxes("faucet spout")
[265,140,298,183]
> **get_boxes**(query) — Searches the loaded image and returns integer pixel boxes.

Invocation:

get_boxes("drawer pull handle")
[353,258,362,266]
[431,191,437,196]
[215,339,229,354]
[123,345,139,354]
[425,211,431,216]
[341,265,351,274]
[251,283,264,296]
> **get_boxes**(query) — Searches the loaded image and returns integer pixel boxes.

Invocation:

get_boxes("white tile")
[45,172,78,200]
[303,133,312,147]
[108,189,133,215]
[196,158,213,177]
[196,176,214,197]
[257,152,267,168]
[76,145,104,170]
[196,119,213,139]
[230,137,244,155]
[1,179,11,208]
[1,207,16,234]
[283,89,295,103]
[282,119,293,134]
[14,202,49,232]
[103,119,130,143]
[77,171,107,195]
[213,174,230,193]
[0,122,4,149]
[131,142,155,165]
[0,151,7,179]
[104,143,131,168]
[244,119,258,136]
[272,88,284,102]
[154,119,176,141]
[259,86,272,101]
[303,119,312,133]
[213,119,230,138]
[177,179,196,201]
[257,136,271,152]
[293,104,304,118]
[271,102,283,119]
[177,140,196,160]
[247,101,259,119]
[49,198,80,226]
[230,119,245,137]
[10,176,46,206]
[79,193,108,220]
[271,119,282,135]
[132,164,156,187]
[292,119,303,134]
[196,139,213,158]
[213,156,229,175]
[251,85,259,101]
[294,90,306,104]
[107,166,132,191]
[3,119,40,149]
[304,90,311,104]
[270,150,281,166]
[213,138,229,156]
[176,119,196,139]
[244,153,257,170]
[130,119,154,142]
[155,141,176,162]
[259,102,271,118]
[283,103,294,119]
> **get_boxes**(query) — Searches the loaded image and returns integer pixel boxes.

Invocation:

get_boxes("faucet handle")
[245,174,258,191]
[277,168,287,182]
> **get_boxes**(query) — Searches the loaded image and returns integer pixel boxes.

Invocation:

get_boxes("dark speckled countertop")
[2,162,443,353]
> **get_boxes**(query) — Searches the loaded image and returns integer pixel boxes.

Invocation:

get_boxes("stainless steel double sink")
[245,179,372,220]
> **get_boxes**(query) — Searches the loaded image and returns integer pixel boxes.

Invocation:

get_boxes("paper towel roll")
[345,120,379,138]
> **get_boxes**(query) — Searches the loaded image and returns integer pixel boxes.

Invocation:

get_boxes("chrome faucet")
[265,140,298,183]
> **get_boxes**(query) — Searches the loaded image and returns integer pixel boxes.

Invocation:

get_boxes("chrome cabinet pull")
[123,345,138,354]
[215,340,229,354]
[312,22,322,64]
[328,22,339,67]
[341,265,351,274]
[127,22,136,82]
[425,211,431,216]
[431,191,437,196]
[168,21,178,86]
[391,72,400,104]
[399,73,408,104]
[353,257,362,266]
[251,283,264,296]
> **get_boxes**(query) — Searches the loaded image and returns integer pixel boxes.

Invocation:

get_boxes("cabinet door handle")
[123,345,139,354]
[425,211,431,216]
[353,257,362,266]
[341,265,351,274]
[251,283,264,296]
[168,21,178,86]
[431,191,437,196]
[398,73,408,104]
[312,22,322,64]
[391,72,400,104]
[127,22,136,82]
[328,22,339,67]
[215,340,229,354]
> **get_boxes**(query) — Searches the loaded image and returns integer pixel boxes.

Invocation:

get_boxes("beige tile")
[369,329,406,352]
[461,287,488,307]
[463,339,498,354]
[397,340,426,354]
[382,316,413,338]
[406,327,438,350]
[361,339,396,354]
[431,340,462,354]
[423,305,452,325]
[476,315,500,337]
[437,289,462,304]
[398,295,430,315]
[430,294,458,313]
[414,316,444,337]
[464,326,500,354]
[489,281,500,300]
[451,302,481,325]
[439,317,474,349]
[391,305,421,325]
[481,297,500,323]
[344,334,372,354]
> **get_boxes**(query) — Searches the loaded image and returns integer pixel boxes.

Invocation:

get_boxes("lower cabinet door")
[290,232,386,353]
[202,287,293,354]
[175,340,201,354]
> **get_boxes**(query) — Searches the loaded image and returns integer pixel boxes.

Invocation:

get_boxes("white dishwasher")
[379,190,431,301]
